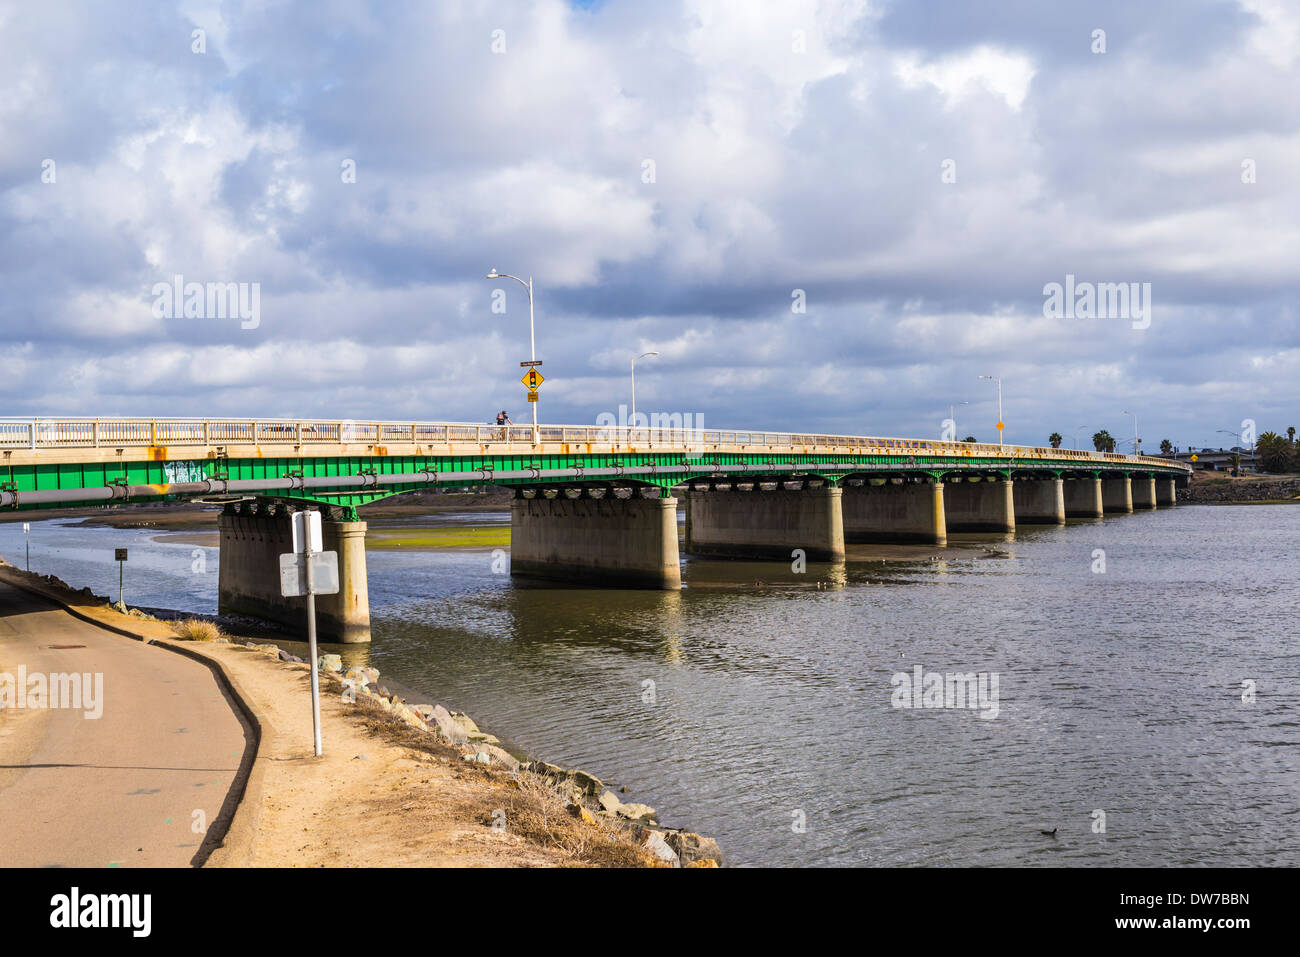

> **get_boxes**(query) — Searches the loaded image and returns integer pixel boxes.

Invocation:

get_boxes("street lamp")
[631,351,658,431]
[1121,409,1139,457]
[1074,425,1088,451]
[979,375,1003,446]
[949,400,968,440]
[485,268,538,445]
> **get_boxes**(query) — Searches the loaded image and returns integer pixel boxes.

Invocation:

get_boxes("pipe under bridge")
[1,417,1191,642]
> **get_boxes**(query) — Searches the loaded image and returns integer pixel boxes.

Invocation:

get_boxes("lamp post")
[631,351,658,432]
[979,375,1003,446]
[1074,425,1088,451]
[1122,409,1139,457]
[485,268,539,445]
[948,400,968,440]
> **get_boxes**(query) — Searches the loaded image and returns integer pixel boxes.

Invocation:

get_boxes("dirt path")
[0,580,249,867]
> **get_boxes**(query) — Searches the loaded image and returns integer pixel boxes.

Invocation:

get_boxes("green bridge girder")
[2,449,1188,521]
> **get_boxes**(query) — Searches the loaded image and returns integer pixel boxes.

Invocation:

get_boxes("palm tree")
[1288,426,1296,446]
[1256,432,1291,473]
[961,435,977,443]
[1159,439,1172,454]
[1092,429,1116,452]
[1049,432,1062,449]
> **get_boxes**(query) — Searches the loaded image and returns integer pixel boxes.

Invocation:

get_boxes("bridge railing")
[0,417,1186,470]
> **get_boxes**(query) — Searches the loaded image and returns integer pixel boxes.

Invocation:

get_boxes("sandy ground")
[0,561,656,868]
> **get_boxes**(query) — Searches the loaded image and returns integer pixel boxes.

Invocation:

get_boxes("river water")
[2,504,1297,867]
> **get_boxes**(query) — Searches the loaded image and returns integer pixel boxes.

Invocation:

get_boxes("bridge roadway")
[1,418,1191,641]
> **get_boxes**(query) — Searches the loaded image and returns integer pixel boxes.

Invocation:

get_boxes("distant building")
[1156,447,1257,472]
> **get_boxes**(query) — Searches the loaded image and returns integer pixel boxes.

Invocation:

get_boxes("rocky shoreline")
[1180,476,1300,504]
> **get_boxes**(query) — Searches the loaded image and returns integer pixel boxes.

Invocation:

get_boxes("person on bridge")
[496,410,513,426]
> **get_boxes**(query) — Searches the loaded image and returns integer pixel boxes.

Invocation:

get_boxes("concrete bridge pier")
[840,479,946,545]
[217,502,372,643]
[511,489,681,588]
[943,478,1015,533]
[1156,477,1177,507]
[1131,474,1158,509]
[1012,478,1065,524]
[685,482,845,562]
[1063,477,1104,518]
[1102,476,1133,514]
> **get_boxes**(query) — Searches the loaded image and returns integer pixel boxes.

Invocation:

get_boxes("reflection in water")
[2,504,1298,867]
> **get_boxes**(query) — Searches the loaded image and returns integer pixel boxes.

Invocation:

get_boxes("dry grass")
[172,618,223,642]
[478,771,656,868]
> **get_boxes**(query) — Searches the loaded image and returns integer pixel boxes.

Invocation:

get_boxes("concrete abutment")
[217,504,371,643]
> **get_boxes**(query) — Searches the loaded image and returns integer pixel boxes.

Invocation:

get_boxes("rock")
[643,830,679,865]
[568,803,597,826]
[685,858,719,868]
[344,665,379,686]
[666,831,724,866]
[318,654,343,673]
[461,751,492,765]
[466,731,501,746]
[480,745,520,771]
[277,650,304,663]
[567,769,603,797]
[616,802,657,824]
[429,705,469,744]
[409,704,435,720]
[598,790,623,814]
[451,711,479,734]
[394,704,428,730]
[526,760,564,778]
[619,785,630,794]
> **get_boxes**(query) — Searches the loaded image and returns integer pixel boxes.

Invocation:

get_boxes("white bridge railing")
[0,417,1185,470]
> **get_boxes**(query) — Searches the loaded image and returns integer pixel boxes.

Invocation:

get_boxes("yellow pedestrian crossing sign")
[521,368,544,390]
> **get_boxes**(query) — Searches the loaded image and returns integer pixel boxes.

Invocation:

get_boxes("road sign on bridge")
[521,368,544,389]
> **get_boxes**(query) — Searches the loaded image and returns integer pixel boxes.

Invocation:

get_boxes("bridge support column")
[1102,477,1133,513]
[217,504,372,643]
[685,484,844,561]
[1012,478,1065,524]
[1131,474,1157,509]
[943,479,1015,533]
[511,492,681,588]
[1156,477,1177,507]
[841,480,946,545]
[1063,477,1104,518]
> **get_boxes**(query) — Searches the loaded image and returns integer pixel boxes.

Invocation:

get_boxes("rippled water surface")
[3,504,1297,866]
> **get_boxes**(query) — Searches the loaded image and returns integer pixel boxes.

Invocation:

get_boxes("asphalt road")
[0,581,250,867]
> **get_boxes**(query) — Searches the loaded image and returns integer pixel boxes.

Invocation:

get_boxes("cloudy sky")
[1,0,1296,451]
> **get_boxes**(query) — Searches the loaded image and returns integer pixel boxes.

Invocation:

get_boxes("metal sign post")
[23,522,29,571]
[280,511,339,758]
[114,548,127,604]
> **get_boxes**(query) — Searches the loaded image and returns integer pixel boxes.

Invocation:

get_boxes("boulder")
[429,705,469,744]
[643,830,679,865]
[666,831,723,866]
[480,745,520,771]
[466,730,501,746]
[616,803,657,824]
[567,769,603,797]
[345,665,379,686]
[598,790,623,814]
[318,654,343,673]
[450,711,479,734]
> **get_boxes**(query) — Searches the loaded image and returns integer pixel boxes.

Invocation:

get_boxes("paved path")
[0,581,249,867]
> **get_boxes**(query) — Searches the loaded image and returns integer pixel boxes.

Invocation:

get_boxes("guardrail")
[0,417,1187,470]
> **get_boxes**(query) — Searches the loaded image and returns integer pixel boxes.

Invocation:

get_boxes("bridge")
[1,417,1191,642]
